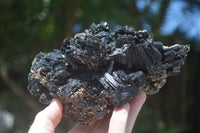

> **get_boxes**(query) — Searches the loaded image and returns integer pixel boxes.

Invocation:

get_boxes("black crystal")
[28,22,190,125]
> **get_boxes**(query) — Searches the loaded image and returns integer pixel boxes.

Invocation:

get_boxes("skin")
[28,91,146,133]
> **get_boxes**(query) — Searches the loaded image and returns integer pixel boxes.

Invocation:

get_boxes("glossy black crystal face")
[28,22,190,125]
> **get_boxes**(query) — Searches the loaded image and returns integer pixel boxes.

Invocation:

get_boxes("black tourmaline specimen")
[28,22,190,125]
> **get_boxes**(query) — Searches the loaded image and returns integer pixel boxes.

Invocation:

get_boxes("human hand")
[28,98,63,133]
[28,91,146,133]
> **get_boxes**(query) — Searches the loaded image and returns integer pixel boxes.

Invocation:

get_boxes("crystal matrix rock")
[28,22,190,125]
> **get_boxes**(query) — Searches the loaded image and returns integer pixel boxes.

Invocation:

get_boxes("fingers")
[93,114,111,133]
[68,120,102,133]
[28,98,63,133]
[69,112,112,133]
[108,103,130,133]
[126,91,146,133]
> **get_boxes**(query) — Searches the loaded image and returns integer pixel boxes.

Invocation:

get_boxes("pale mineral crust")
[28,22,190,125]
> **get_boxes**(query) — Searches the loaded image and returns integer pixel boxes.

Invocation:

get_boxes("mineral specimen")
[28,22,190,125]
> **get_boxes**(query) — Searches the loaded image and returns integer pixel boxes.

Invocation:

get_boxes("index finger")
[126,91,146,133]
[108,103,130,133]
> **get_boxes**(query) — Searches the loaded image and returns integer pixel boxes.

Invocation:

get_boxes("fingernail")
[114,103,130,113]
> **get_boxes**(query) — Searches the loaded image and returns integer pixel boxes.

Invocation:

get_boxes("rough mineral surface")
[28,22,190,125]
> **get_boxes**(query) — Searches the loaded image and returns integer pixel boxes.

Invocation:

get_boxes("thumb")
[28,98,63,133]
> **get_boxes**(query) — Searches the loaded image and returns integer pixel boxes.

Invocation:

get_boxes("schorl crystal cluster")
[28,22,190,125]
